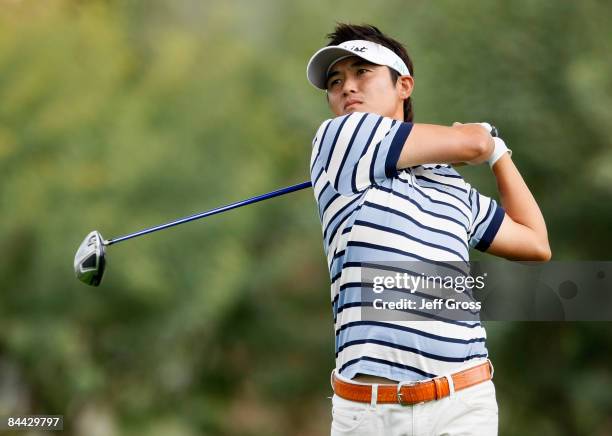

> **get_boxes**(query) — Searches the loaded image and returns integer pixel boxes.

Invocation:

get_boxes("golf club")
[74,181,312,286]
[74,124,499,287]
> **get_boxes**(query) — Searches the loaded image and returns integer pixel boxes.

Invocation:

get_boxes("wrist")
[488,137,512,168]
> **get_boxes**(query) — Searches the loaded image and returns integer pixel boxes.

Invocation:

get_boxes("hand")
[452,122,495,165]
[453,122,511,167]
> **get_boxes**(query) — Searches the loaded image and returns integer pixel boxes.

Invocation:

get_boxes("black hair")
[326,23,414,122]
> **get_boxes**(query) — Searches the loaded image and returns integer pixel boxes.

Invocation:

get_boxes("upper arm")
[397,123,491,169]
[486,214,552,261]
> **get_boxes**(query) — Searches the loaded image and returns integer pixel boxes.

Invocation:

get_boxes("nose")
[341,74,358,95]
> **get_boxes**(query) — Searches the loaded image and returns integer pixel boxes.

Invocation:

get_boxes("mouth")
[344,100,362,111]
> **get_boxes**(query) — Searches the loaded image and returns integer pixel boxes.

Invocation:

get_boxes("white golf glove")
[488,136,512,168]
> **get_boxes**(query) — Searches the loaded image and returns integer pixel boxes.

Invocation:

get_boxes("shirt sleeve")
[467,187,505,251]
[310,112,413,196]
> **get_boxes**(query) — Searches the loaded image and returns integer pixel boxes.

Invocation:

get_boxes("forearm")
[492,154,550,249]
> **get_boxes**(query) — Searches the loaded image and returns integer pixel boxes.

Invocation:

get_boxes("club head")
[74,230,106,286]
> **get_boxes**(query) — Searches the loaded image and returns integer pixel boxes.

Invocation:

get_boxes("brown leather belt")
[332,360,493,405]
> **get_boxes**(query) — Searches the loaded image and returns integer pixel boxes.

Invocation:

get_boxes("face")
[325,56,413,120]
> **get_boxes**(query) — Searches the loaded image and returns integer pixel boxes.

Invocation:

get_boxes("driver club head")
[74,230,107,286]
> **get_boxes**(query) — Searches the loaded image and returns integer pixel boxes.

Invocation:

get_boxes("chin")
[343,106,364,115]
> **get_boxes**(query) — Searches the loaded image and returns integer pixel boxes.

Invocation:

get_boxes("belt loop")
[370,384,378,408]
[487,359,495,380]
[444,374,455,397]
[330,368,336,392]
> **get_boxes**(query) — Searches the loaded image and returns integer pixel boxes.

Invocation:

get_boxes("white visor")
[306,39,411,90]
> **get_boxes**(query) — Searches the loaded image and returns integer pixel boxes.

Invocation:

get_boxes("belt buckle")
[397,379,427,406]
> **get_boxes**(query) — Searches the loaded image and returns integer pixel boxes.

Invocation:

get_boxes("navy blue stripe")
[332,249,346,261]
[336,339,487,362]
[323,197,362,241]
[335,321,485,344]
[326,205,362,253]
[368,137,386,186]
[330,255,347,278]
[353,220,467,260]
[346,241,468,276]
[312,165,324,187]
[340,261,430,277]
[311,120,332,173]
[316,185,329,221]
[331,271,342,285]
[339,281,369,291]
[324,115,351,171]
[369,120,396,184]
[331,260,479,307]
[330,260,362,287]
[471,200,493,244]
[332,281,362,307]
[415,175,467,194]
[362,201,469,251]
[471,189,481,235]
[396,171,413,186]
[351,115,383,193]
[326,210,357,252]
[330,260,364,288]
[334,300,480,327]
[397,179,471,223]
[340,356,436,378]
[475,205,505,251]
[331,259,478,303]
[317,184,337,220]
[321,191,341,216]
[417,164,450,170]
[374,185,469,231]
[385,122,413,178]
[412,182,471,211]
[332,281,373,310]
[333,301,363,321]
[430,171,463,179]
[316,181,331,204]
[334,113,367,189]
[332,281,477,316]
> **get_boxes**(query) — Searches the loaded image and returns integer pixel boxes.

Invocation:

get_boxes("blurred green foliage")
[0,0,611,435]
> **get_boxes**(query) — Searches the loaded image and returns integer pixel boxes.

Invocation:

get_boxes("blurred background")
[1,0,611,435]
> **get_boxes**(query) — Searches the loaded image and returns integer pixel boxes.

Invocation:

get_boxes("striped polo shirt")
[310,112,505,382]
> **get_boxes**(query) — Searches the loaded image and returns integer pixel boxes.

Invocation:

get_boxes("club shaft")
[106,181,312,246]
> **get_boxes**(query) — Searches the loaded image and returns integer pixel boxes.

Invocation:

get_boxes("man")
[306,24,550,435]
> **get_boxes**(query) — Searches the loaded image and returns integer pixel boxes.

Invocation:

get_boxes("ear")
[396,75,414,100]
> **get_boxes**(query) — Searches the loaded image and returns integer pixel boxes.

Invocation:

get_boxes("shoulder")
[312,112,399,142]
[312,118,332,144]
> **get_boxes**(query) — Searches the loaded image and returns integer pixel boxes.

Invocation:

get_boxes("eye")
[327,78,341,89]
[357,68,370,75]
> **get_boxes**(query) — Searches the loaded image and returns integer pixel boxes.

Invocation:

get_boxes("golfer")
[306,23,550,435]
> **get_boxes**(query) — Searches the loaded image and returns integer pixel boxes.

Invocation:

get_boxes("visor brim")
[306,47,364,90]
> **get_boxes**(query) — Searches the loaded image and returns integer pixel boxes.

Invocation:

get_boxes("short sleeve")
[310,112,412,196]
[468,188,505,251]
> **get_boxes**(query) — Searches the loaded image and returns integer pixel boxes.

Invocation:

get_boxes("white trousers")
[330,360,498,436]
